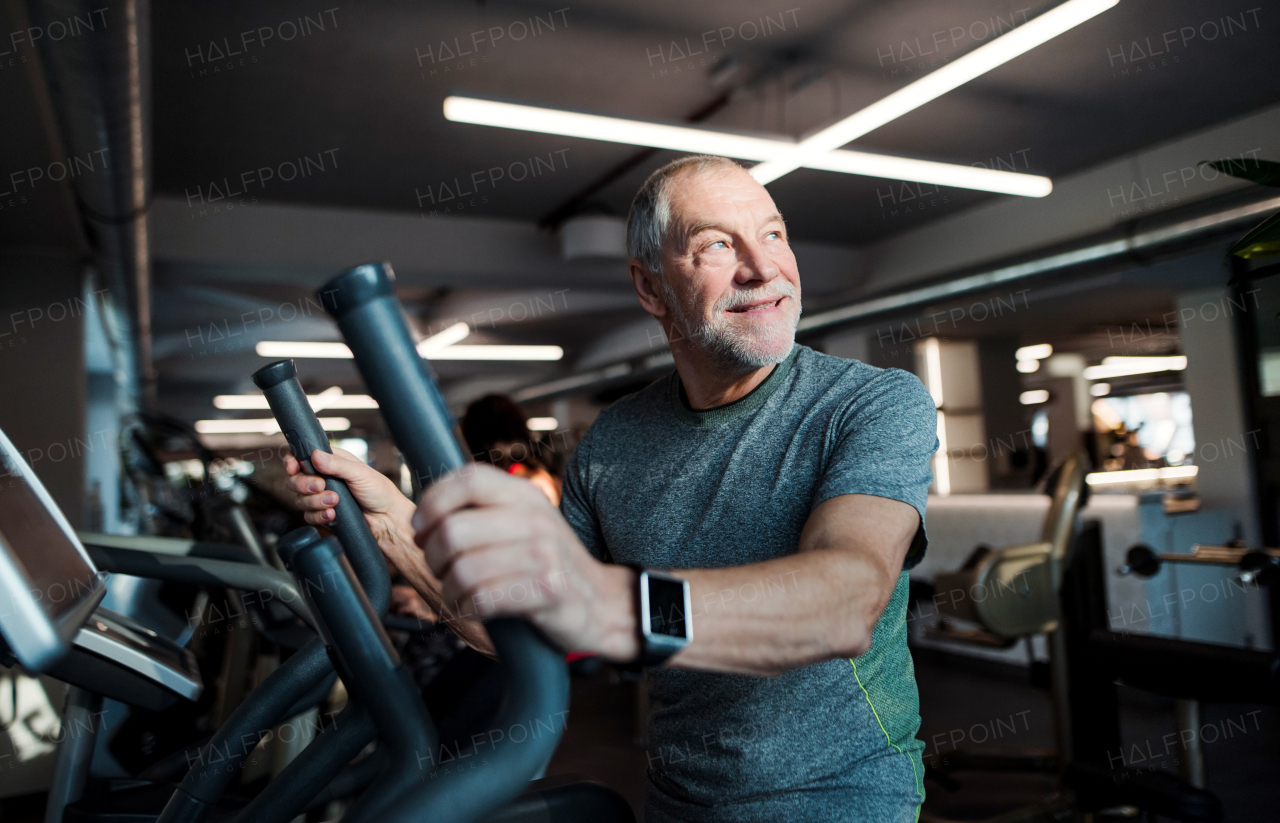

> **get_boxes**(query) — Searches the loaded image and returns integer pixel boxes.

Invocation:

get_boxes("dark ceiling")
[4,0,1279,428]
[6,0,1278,248]
[137,0,1280,245]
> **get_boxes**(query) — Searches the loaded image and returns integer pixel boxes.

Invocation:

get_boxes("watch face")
[646,575,688,639]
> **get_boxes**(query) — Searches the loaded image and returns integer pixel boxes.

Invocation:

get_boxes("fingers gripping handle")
[319,263,570,823]
[251,359,389,615]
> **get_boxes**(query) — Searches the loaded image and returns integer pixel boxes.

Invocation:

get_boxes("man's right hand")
[283,447,415,532]
[283,448,496,656]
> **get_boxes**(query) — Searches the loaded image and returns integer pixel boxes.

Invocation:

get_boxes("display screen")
[0,428,101,642]
[647,575,687,639]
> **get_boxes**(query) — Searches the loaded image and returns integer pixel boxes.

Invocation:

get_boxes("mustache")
[714,282,799,313]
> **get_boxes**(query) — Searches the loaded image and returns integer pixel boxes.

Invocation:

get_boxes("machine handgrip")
[319,264,466,485]
[318,263,468,483]
[276,528,439,823]
[252,359,390,615]
[319,262,570,823]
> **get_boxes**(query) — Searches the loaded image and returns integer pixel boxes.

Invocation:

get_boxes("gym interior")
[1,1,1279,821]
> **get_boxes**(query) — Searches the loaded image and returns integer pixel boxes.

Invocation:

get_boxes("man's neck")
[670,343,779,410]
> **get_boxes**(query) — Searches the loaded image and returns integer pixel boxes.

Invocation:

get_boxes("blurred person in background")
[461,394,562,506]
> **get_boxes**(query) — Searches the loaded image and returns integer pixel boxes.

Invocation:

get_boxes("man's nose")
[736,239,780,284]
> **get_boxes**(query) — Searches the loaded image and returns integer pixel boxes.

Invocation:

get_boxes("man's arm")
[592,493,918,676]
[410,465,919,677]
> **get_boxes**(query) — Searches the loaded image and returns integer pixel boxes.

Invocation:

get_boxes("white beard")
[658,278,801,372]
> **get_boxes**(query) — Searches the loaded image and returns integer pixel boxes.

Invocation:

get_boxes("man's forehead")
[667,168,781,232]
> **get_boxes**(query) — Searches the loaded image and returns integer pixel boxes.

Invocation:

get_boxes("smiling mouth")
[727,298,784,314]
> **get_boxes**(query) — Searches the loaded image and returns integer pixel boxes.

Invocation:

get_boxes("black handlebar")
[252,358,390,614]
[319,262,570,823]
[318,264,465,487]
[157,638,334,823]
[276,528,438,823]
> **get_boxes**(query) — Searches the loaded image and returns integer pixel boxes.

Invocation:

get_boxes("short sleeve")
[813,368,938,569]
[558,424,611,563]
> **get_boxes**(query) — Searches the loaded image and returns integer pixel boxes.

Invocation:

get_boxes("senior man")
[287,154,938,821]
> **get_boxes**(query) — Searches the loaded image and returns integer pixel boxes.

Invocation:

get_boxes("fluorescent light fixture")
[445,95,785,160]
[195,417,351,435]
[443,97,1053,197]
[1015,343,1053,360]
[808,149,1051,196]
[417,322,471,355]
[1103,356,1186,366]
[1019,389,1050,405]
[256,324,470,360]
[1016,359,1040,374]
[214,395,272,409]
[256,341,352,359]
[1090,382,1111,397]
[427,345,563,361]
[526,417,558,431]
[255,337,560,361]
[214,389,380,410]
[308,386,345,412]
[1085,465,1198,486]
[750,0,1119,183]
[1083,356,1188,380]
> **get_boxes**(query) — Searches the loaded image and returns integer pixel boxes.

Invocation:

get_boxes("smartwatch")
[622,563,692,668]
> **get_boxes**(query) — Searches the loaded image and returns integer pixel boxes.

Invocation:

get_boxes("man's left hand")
[411,463,635,658]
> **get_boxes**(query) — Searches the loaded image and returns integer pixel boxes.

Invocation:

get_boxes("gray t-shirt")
[559,343,938,822]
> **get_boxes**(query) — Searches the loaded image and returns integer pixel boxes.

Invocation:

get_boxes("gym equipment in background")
[922,453,1280,822]
[0,426,306,823]
[1120,542,1280,589]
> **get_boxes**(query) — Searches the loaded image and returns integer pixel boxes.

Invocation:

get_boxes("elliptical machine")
[3,262,635,823]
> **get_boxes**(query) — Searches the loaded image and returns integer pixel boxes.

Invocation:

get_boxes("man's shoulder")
[791,345,927,407]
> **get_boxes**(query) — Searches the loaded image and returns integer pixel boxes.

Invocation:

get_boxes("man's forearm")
[597,549,898,676]
[375,498,496,657]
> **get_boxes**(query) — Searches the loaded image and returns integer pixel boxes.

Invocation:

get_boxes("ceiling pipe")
[797,190,1280,333]
[513,188,1280,401]
[24,0,154,408]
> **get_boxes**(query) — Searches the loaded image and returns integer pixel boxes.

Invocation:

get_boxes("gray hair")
[626,155,744,275]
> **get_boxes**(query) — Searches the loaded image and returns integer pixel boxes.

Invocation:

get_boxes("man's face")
[652,166,801,371]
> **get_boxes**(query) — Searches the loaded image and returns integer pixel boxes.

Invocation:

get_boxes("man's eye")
[709,240,728,249]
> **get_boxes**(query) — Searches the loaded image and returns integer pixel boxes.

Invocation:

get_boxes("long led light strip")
[214,387,379,410]
[195,418,351,435]
[1082,356,1187,380]
[750,0,1120,183]
[417,322,471,353]
[443,96,1051,197]
[253,322,563,361]
[1085,466,1198,486]
[425,345,563,360]
[443,1,1119,195]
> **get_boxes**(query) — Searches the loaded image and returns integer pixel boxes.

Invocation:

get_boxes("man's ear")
[629,260,667,318]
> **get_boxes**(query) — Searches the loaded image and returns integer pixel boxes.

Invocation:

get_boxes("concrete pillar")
[1176,288,1262,547]
[914,338,987,494]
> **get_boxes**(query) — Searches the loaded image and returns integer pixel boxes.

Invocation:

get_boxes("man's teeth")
[731,299,779,313]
